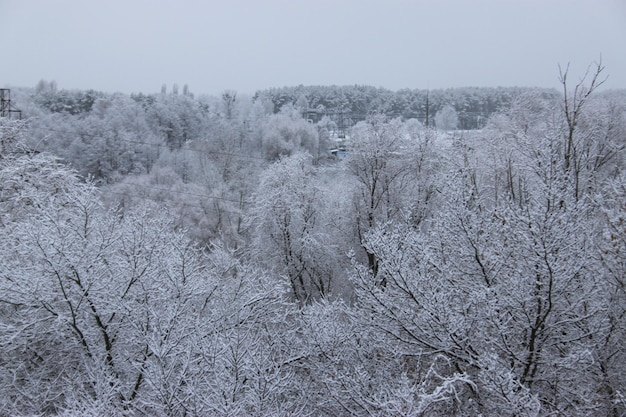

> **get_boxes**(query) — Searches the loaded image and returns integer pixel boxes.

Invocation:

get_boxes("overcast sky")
[2,0,625,95]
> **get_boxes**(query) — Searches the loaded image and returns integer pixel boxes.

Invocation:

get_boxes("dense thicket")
[2,67,626,416]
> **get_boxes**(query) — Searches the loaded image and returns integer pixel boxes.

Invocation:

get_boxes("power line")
[28,126,271,162]
[120,182,250,205]
[23,125,311,212]
[102,189,245,218]
[25,125,260,209]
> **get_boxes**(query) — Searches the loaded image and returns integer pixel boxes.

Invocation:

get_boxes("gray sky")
[2,0,625,95]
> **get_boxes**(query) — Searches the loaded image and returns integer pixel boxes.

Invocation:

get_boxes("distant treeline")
[255,85,561,129]
[31,80,562,130]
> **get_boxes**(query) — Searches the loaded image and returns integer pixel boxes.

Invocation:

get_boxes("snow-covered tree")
[434,104,459,131]
[256,106,319,160]
[346,116,420,275]
[246,154,337,304]
[0,127,301,415]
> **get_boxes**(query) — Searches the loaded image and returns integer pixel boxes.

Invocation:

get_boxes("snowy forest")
[1,63,626,416]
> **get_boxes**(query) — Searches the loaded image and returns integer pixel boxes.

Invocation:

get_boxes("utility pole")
[424,90,430,128]
[337,108,346,139]
[0,89,22,119]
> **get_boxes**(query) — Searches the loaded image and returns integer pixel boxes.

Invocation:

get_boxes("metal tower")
[0,89,22,119]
